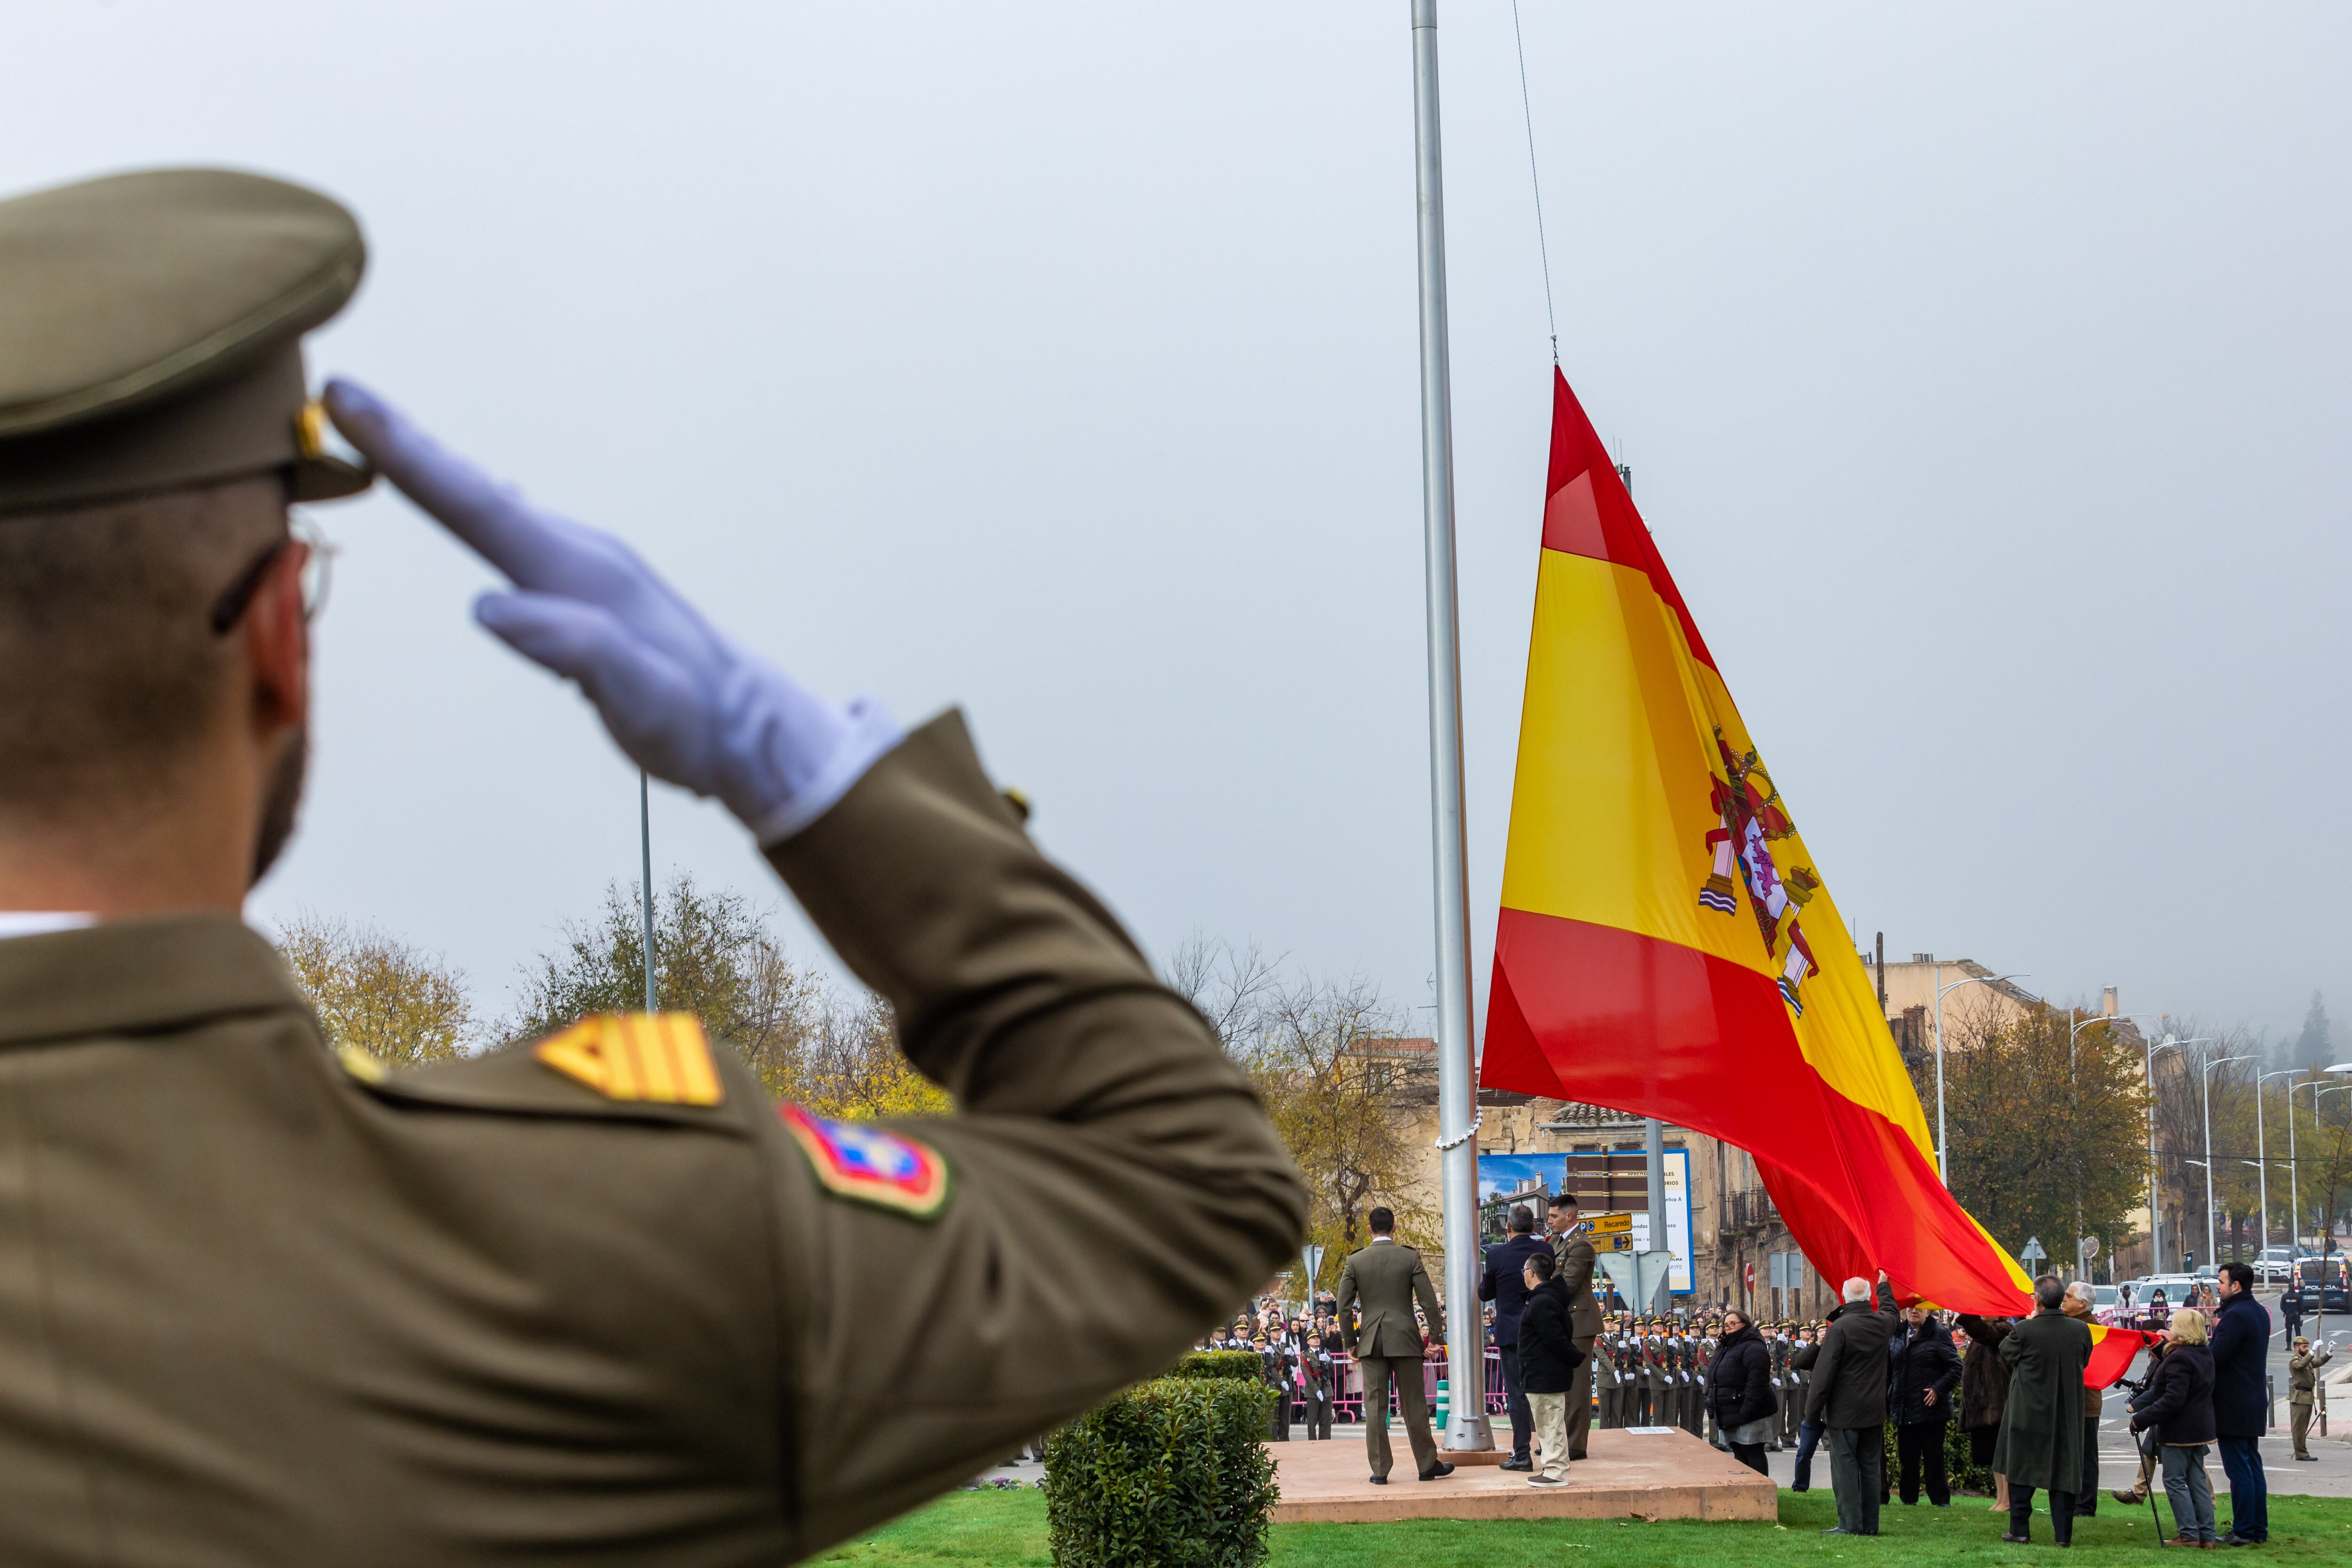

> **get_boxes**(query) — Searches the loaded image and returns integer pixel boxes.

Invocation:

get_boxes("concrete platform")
[1270,1426,1777,1523]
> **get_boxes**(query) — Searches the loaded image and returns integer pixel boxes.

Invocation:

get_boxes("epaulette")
[334,1013,746,1130]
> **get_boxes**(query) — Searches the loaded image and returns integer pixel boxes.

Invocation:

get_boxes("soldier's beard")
[250,723,308,885]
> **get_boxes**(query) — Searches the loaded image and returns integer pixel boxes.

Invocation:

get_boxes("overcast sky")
[8,2,2345,1048]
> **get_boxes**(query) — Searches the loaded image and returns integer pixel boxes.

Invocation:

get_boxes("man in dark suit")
[2209,1260,2273,1546]
[1334,1207,1453,1483]
[1545,1194,1606,1458]
[1479,1204,1552,1470]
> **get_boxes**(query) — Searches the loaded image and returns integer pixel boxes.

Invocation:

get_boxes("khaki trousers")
[1564,1336,1596,1457]
[1358,1356,1438,1480]
[2291,1401,2313,1458]
[1528,1392,1572,1481]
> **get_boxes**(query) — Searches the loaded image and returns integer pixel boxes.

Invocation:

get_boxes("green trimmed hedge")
[1167,1351,1268,1383]
[1042,1373,1279,1568]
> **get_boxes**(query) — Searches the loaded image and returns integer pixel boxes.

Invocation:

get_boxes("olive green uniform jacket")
[1333,1239,1443,1359]
[2288,1348,2332,1406]
[0,714,1306,1565]
[1991,1308,2093,1492]
[1548,1230,1605,1339]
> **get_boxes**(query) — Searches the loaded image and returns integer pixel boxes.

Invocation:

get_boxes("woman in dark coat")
[1707,1310,1777,1475]
[2130,1308,2218,1545]
[1954,1312,2015,1512]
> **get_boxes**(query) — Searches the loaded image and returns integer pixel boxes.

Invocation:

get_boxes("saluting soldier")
[2288,1335,2333,1461]
[0,168,1306,1563]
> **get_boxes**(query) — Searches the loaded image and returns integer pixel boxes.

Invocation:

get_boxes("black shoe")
[1821,1527,1854,1535]
[2001,1533,2031,1544]
[1767,1443,1784,1452]
[2217,1534,2261,1548]
[1498,1455,1533,1472]
[2294,1454,2318,1461]
[1367,1474,1387,1485]
[1417,1462,1455,1481]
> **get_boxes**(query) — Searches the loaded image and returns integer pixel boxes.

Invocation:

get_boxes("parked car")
[2255,1246,2297,1286]
[2089,1283,2126,1325]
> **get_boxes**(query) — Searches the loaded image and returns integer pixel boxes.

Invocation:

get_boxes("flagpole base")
[1442,1412,1495,1451]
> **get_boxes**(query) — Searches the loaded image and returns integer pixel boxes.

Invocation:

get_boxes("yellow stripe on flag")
[1501,548,1937,1157]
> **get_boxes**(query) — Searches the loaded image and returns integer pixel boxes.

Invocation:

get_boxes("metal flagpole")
[1407,0,1491,1453]
[640,771,657,1014]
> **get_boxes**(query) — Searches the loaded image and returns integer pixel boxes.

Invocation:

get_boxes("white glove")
[326,380,898,843]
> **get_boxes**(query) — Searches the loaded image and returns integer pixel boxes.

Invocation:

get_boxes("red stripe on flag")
[1538,368,1720,674]
[1483,907,2033,1314]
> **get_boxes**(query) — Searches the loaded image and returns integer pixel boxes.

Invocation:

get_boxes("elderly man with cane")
[1994,1275,2094,1546]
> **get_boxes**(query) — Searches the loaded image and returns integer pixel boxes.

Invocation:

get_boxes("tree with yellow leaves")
[505,874,947,1121]
[277,911,475,1067]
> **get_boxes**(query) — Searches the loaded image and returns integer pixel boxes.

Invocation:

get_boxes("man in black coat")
[1806,1271,1900,1536]
[1478,1204,1552,1471]
[1886,1305,1962,1506]
[2208,1261,2271,1546]
[1994,1276,2093,1547]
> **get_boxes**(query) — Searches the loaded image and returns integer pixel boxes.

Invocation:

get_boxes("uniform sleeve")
[1555,1237,1596,1305]
[1806,1327,1842,1424]
[755,713,1307,1553]
[1411,1254,1444,1343]
[1335,1258,1361,1350]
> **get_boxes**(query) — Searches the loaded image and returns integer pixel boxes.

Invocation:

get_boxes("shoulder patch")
[533,1013,724,1106]
[777,1103,951,1220]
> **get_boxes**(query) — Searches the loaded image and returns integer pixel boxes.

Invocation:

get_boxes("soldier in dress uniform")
[1593,1329,1622,1429]
[1642,1330,1669,1426]
[0,168,1306,1564]
[1333,1206,1452,1484]
[1769,1323,1794,1450]
[2288,1335,2332,1461]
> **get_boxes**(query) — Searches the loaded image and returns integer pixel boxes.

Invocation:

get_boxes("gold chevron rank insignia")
[533,1013,724,1106]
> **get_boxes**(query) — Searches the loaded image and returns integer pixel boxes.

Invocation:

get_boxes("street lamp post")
[2288,1065,2352,1263]
[2201,1053,2251,1268]
[2256,1068,2303,1261]
[1932,967,2025,1184]
[2067,1008,2115,1281]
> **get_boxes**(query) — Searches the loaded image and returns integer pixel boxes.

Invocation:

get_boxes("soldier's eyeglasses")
[209,513,337,636]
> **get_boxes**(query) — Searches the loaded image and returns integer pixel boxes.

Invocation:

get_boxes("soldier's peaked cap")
[0,167,369,517]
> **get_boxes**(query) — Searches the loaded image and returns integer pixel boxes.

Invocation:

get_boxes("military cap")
[0,167,370,515]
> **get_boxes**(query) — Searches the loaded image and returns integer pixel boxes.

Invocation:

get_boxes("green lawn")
[820,1487,2352,1567]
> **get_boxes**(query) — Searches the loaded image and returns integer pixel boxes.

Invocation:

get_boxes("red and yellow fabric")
[1482,370,2142,1377]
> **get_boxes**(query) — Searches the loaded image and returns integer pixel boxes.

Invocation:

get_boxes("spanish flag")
[1481,370,2147,1388]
